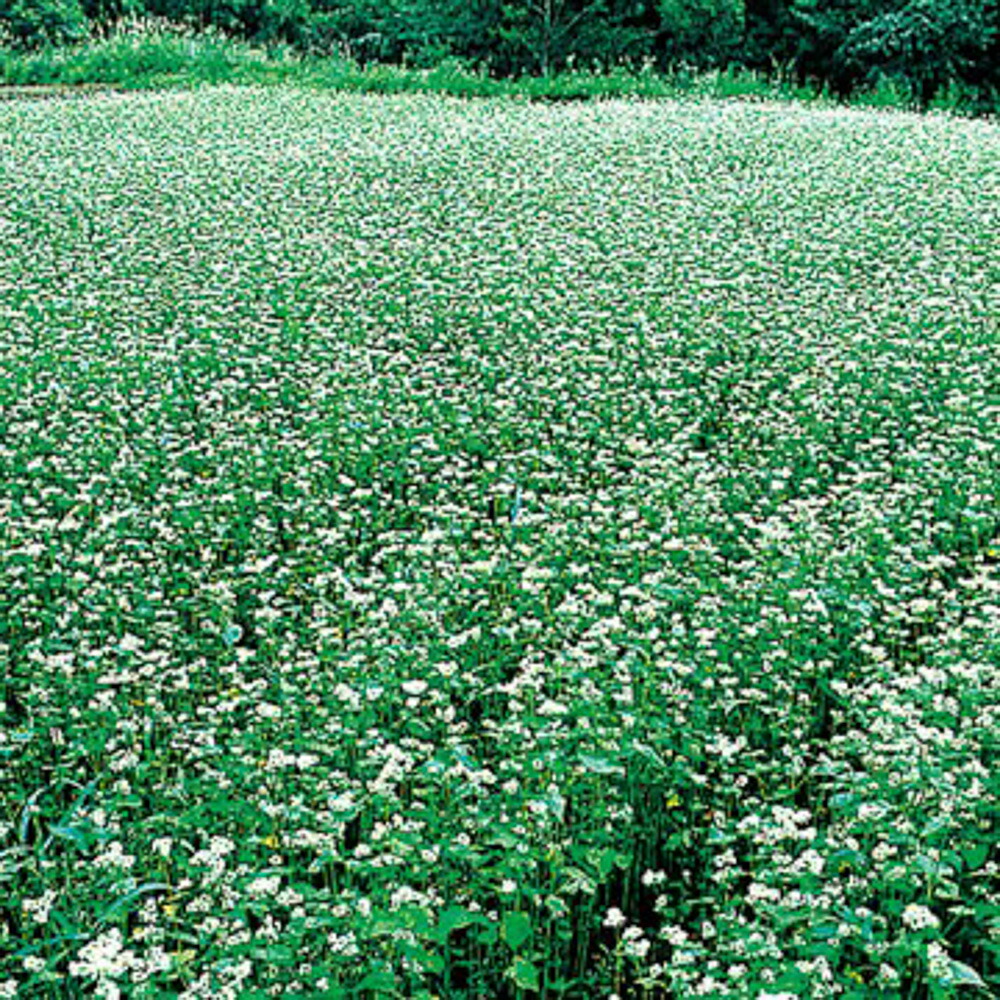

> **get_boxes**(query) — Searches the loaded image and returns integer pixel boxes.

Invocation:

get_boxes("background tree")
[497,0,649,75]
[836,0,996,104]
[788,0,996,102]
[656,0,746,68]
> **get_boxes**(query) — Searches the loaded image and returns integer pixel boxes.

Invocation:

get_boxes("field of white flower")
[0,87,998,999]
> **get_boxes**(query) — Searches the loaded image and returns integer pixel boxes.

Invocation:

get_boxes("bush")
[0,0,89,49]
[657,0,745,68]
[787,0,996,104]
[838,0,996,106]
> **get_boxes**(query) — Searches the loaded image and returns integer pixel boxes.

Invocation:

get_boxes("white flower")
[151,837,173,858]
[902,903,940,931]
[68,928,135,980]
[93,841,135,870]
[22,890,56,924]
[246,874,281,898]
[662,924,689,946]
[400,679,428,696]
[603,907,627,929]
[877,963,900,984]
[118,634,143,653]
[622,928,650,959]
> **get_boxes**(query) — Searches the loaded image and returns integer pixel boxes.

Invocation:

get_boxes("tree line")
[3,0,999,110]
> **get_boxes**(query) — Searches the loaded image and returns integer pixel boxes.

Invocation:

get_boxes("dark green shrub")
[788,0,996,103]
[77,0,143,35]
[496,0,649,76]
[0,0,88,49]
[838,0,996,105]
[656,0,745,68]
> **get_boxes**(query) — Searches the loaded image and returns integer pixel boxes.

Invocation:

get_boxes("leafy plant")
[0,0,88,49]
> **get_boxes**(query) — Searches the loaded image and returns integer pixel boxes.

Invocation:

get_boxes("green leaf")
[938,959,986,988]
[578,754,621,774]
[502,910,531,951]
[357,969,397,991]
[437,905,484,938]
[962,843,990,871]
[511,956,540,991]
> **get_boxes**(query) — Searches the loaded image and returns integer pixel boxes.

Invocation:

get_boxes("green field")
[1,88,998,999]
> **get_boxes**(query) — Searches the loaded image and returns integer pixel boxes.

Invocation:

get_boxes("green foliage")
[0,20,302,84]
[656,0,745,67]
[839,0,996,104]
[273,0,502,65]
[0,0,88,49]
[497,0,648,75]
[789,0,997,104]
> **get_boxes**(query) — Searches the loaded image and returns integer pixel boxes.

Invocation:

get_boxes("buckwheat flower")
[662,924,689,946]
[795,848,825,876]
[265,748,297,770]
[537,698,568,716]
[22,889,56,924]
[0,981,18,998]
[623,928,650,959]
[23,956,45,973]
[902,903,940,931]
[603,907,627,929]
[246,874,281,898]
[872,840,896,862]
[400,679,427,697]
[94,841,136,870]
[68,927,135,979]
[150,837,172,858]
[877,964,900,985]
[926,942,951,978]
[210,836,235,856]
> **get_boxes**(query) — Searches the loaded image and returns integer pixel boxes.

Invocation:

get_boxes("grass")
[0,86,999,999]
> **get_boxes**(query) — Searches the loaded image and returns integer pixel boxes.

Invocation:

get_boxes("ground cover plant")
[0,87,998,998]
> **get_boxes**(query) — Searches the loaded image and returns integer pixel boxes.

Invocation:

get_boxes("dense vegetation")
[1,88,998,998]
[1,0,999,112]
